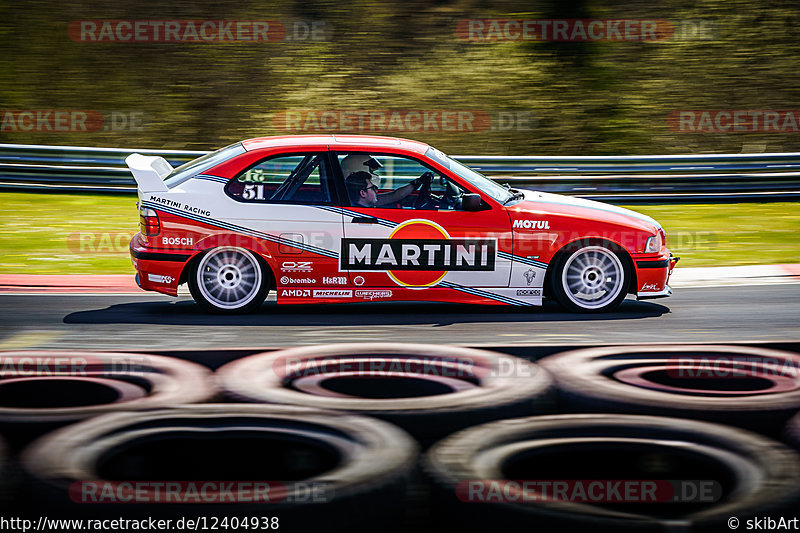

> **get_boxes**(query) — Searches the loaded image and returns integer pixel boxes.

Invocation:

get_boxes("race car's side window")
[225,153,335,205]
[338,153,470,211]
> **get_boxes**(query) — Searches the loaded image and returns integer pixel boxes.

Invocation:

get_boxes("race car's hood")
[511,189,661,233]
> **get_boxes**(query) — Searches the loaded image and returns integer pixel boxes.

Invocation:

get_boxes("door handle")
[351,216,379,224]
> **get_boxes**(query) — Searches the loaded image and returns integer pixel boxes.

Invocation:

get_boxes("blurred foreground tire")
[216,343,553,444]
[22,404,417,533]
[0,351,215,449]
[0,436,7,510]
[539,344,800,435]
[424,414,800,532]
[784,411,800,450]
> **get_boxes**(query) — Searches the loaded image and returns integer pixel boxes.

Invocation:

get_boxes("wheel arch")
[177,245,277,292]
[543,236,637,299]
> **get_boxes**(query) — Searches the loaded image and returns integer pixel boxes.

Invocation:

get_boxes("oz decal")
[341,220,496,288]
[281,261,313,272]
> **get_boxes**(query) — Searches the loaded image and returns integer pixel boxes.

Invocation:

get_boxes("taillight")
[659,229,667,248]
[139,207,160,236]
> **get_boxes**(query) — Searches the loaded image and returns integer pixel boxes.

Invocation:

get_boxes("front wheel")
[188,247,269,313]
[549,244,629,313]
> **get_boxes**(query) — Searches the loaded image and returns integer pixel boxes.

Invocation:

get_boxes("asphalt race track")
[0,283,798,352]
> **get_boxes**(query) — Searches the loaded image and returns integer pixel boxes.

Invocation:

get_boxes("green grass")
[619,203,800,267]
[0,192,798,274]
[0,192,139,275]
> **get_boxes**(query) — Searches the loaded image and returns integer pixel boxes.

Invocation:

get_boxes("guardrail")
[2,143,800,202]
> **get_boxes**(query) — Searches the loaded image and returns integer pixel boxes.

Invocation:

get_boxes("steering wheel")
[413,172,434,209]
[430,178,462,210]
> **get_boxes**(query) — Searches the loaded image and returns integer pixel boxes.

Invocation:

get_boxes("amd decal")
[281,289,311,297]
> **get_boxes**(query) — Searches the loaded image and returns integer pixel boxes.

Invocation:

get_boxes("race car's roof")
[241,135,430,154]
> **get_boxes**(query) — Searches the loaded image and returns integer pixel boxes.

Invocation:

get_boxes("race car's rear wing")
[125,153,172,193]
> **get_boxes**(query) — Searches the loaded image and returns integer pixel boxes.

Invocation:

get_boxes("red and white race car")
[127,135,677,313]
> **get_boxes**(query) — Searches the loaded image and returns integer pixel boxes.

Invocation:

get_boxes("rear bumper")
[129,233,192,296]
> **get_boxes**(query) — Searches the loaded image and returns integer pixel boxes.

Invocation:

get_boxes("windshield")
[425,147,512,203]
[164,142,246,188]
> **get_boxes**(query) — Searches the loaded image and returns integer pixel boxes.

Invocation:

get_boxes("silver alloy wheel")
[561,245,625,310]
[196,247,262,310]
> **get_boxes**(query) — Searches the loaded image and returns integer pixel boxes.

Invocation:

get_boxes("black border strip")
[131,249,191,262]
[636,259,670,268]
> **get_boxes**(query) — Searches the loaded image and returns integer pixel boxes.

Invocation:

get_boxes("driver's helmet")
[341,154,382,180]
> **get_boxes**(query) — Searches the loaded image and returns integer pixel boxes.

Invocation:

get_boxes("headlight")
[645,233,662,253]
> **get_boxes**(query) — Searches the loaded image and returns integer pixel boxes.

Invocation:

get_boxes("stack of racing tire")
[1,343,800,532]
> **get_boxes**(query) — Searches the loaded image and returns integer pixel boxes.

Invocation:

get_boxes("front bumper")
[637,285,673,300]
[634,252,679,300]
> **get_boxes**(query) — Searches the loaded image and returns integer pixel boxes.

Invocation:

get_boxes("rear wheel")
[188,247,268,313]
[549,243,629,312]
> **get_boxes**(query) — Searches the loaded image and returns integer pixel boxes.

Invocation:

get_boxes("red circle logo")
[388,220,450,288]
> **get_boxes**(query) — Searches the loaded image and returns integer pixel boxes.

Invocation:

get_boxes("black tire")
[424,413,800,532]
[539,344,800,436]
[188,247,269,313]
[216,343,554,445]
[21,404,418,532]
[784,411,800,451]
[548,241,630,313]
[0,350,215,450]
[0,435,7,511]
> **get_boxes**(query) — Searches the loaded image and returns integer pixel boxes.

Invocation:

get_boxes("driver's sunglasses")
[364,183,379,192]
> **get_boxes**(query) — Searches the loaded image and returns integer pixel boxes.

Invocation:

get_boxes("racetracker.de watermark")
[70,481,331,504]
[665,356,800,379]
[273,354,496,380]
[0,354,151,377]
[457,479,721,503]
[668,110,800,133]
[272,110,537,133]
[67,232,139,254]
[457,19,671,41]
[457,19,716,42]
[68,20,330,42]
[0,110,145,132]
[135,230,713,260]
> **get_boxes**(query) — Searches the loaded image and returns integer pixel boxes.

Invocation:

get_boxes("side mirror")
[462,193,483,211]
